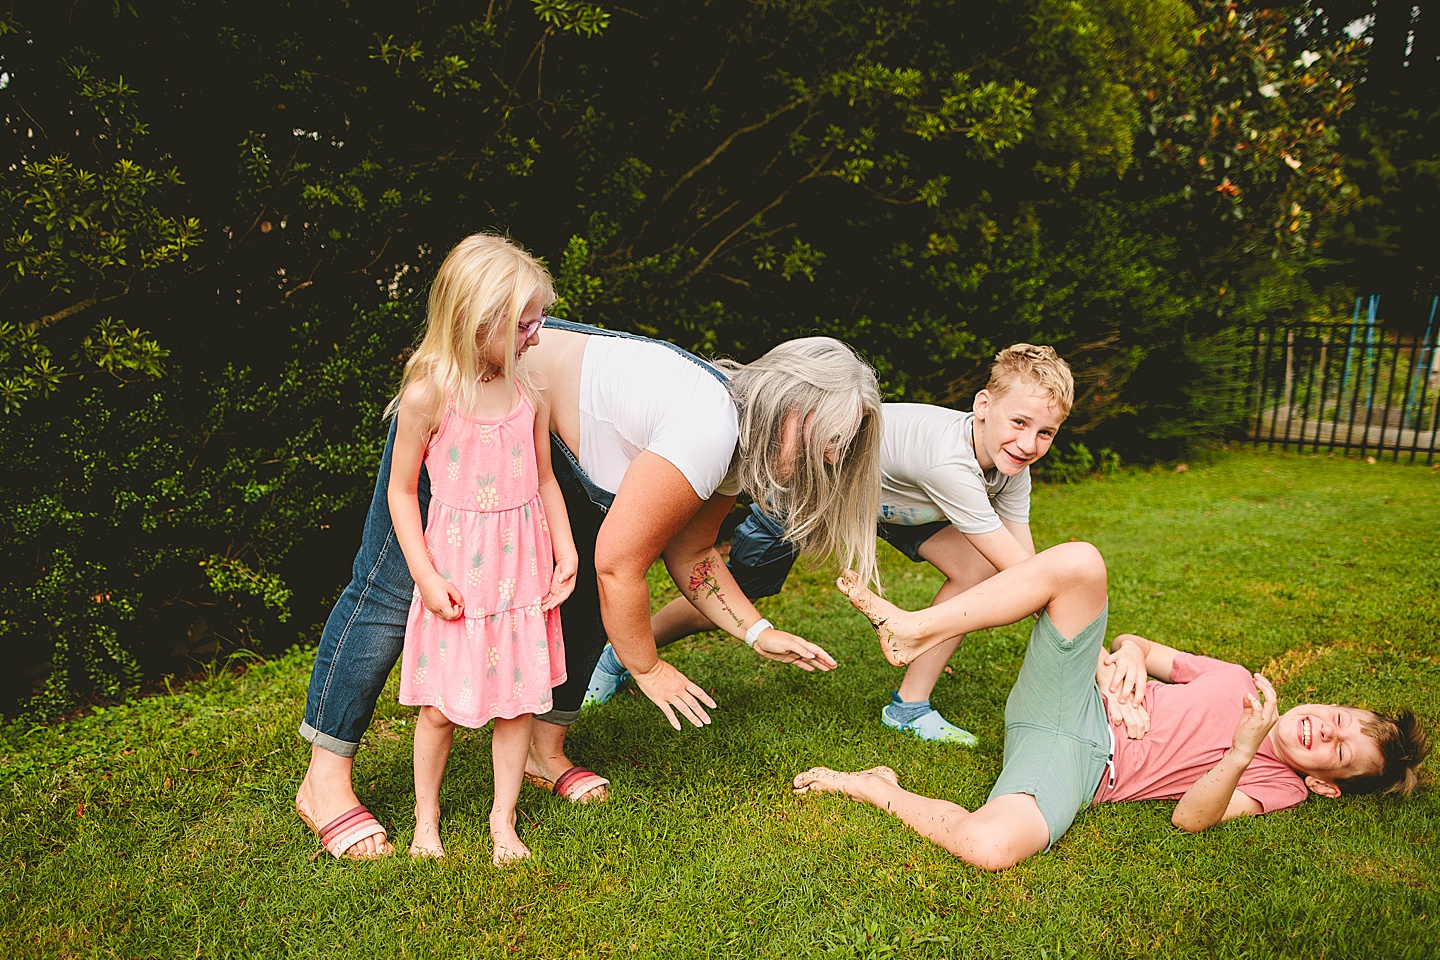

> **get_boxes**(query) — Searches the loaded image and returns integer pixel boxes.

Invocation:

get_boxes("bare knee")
[963,836,1030,872]
[937,829,1031,872]
[943,794,1049,870]
[1049,541,1106,590]
[418,705,455,731]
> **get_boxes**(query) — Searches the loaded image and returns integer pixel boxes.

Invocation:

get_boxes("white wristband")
[743,618,773,648]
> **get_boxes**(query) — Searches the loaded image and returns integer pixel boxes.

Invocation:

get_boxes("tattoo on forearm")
[688,556,746,631]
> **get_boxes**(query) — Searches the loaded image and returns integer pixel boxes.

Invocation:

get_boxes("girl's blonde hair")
[386,233,554,424]
[719,337,883,591]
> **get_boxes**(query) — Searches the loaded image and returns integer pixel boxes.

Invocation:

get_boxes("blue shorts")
[726,506,947,599]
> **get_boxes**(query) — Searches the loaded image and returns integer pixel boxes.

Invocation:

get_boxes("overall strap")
[541,317,731,386]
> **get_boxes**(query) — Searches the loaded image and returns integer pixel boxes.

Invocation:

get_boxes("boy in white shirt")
[587,344,1073,744]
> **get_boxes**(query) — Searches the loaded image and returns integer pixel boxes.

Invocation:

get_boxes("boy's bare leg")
[793,767,1050,871]
[651,596,714,647]
[897,528,996,702]
[296,747,393,857]
[840,541,1107,666]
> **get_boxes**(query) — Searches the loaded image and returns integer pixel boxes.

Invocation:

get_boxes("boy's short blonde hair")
[986,343,1074,416]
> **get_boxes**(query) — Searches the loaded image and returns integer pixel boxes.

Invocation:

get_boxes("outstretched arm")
[1171,674,1276,832]
[594,452,717,730]
[661,494,838,671]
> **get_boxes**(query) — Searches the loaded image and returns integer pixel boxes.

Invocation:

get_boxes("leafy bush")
[1035,442,1123,484]
[2,303,415,717]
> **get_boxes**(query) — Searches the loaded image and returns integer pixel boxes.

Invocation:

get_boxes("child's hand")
[541,554,578,611]
[1108,699,1152,740]
[419,574,464,620]
[1231,673,1280,758]
[1100,638,1148,705]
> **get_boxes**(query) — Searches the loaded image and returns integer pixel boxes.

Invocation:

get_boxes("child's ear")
[973,389,991,419]
[1304,775,1343,799]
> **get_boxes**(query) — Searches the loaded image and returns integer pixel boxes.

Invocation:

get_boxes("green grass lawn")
[4,447,1438,959]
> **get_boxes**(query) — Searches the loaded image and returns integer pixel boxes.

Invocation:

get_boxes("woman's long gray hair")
[718,337,883,591]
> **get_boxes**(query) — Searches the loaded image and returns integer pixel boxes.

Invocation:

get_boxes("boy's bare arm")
[964,521,1035,572]
[1109,633,1181,683]
[1172,675,1276,832]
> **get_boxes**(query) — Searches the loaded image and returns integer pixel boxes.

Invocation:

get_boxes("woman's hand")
[541,553,578,611]
[752,628,839,672]
[629,658,718,730]
[419,574,464,620]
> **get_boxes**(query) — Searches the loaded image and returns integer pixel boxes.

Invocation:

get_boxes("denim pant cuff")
[299,720,362,759]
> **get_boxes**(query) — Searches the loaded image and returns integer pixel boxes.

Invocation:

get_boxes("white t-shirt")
[878,402,1030,534]
[577,335,742,500]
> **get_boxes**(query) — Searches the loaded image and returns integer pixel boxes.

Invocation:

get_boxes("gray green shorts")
[988,604,1112,850]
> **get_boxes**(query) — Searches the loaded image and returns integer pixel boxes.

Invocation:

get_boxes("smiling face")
[971,385,1065,475]
[1269,704,1386,795]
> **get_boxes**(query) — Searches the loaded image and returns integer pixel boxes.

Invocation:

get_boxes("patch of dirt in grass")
[1340,850,1433,888]
[1262,638,1380,685]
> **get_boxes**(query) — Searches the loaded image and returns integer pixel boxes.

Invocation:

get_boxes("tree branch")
[26,291,126,333]
[684,189,792,282]
[660,95,813,206]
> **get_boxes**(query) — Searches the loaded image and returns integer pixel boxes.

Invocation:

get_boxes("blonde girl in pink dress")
[387,234,578,865]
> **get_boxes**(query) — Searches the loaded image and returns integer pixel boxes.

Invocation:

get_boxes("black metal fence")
[1243,322,1440,463]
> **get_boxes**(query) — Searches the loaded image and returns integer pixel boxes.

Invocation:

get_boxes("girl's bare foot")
[489,809,531,866]
[837,572,920,666]
[410,810,445,858]
[792,765,900,800]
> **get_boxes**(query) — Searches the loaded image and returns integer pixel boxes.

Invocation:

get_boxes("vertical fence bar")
[1257,325,1277,448]
[1359,325,1384,459]
[1344,320,1365,455]
[1408,338,1431,463]
[1268,325,1286,449]
[1313,324,1334,452]
[1428,381,1440,466]
[1404,297,1437,430]
[1380,333,1402,459]
[1394,332,1419,461]
[1281,327,1300,451]
[1334,317,1355,450]
[1411,319,1439,464]
[1297,323,1319,449]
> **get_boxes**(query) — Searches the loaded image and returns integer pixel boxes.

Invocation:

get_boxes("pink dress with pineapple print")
[398,391,566,727]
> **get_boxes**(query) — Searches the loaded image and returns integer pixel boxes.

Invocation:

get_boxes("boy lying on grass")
[794,542,1429,871]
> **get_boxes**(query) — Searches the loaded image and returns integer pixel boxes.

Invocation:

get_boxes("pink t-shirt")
[1094,653,1308,814]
